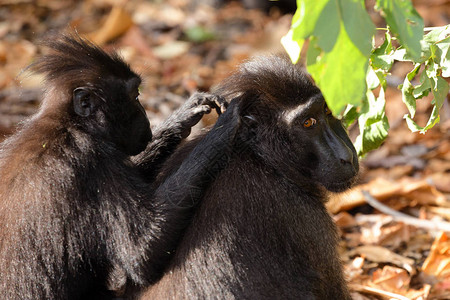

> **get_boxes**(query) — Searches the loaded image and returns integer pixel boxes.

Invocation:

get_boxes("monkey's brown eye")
[303,118,317,128]
[325,107,332,115]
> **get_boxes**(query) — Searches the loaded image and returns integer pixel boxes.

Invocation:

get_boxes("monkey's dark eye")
[325,107,332,115]
[303,118,317,128]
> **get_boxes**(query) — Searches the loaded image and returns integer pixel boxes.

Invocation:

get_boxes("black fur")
[140,55,358,299]
[0,34,238,299]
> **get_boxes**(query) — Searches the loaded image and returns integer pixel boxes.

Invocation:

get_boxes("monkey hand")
[167,92,227,139]
[134,93,228,178]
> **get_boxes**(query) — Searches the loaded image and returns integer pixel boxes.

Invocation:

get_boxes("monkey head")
[215,55,359,193]
[31,34,152,156]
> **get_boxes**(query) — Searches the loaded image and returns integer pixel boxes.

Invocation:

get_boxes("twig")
[350,283,412,300]
[362,190,450,232]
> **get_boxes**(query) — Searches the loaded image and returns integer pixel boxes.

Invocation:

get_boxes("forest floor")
[0,0,449,299]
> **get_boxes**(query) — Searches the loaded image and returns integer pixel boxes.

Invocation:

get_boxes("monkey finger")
[181,105,212,129]
[201,94,227,114]
[192,105,212,116]
[188,92,210,106]
[191,93,223,113]
[214,99,240,129]
[213,95,228,115]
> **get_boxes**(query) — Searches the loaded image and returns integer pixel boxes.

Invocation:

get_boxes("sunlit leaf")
[371,32,395,71]
[400,63,420,118]
[281,29,303,64]
[342,105,358,128]
[367,66,380,90]
[184,26,216,43]
[413,76,431,98]
[341,0,375,55]
[431,76,449,109]
[422,105,441,133]
[404,107,441,134]
[291,0,329,40]
[286,0,448,156]
[312,0,340,52]
[307,24,367,114]
[355,89,389,156]
[376,0,424,60]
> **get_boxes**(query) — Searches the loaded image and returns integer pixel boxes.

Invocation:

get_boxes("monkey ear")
[73,87,95,117]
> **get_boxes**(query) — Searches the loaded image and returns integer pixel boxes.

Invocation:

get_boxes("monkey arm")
[133,92,227,181]
[122,100,239,287]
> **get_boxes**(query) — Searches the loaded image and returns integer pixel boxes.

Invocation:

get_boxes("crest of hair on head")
[29,33,138,95]
[214,55,319,107]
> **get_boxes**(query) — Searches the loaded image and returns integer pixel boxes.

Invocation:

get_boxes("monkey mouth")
[323,176,358,193]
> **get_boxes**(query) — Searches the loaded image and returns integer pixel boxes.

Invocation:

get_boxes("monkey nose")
[337,145,353,166]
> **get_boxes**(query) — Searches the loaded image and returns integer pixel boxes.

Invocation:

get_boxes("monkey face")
[284,95,359,192]
[72,75,152,156]
[237,93,358,193]
[103,76,152,156]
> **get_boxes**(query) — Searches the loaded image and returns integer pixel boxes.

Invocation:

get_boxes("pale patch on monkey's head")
[282,106,302,125]
[280,94,324,126]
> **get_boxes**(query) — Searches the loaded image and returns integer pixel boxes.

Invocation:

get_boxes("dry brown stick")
[362,190,450,232]
[350,283,413,300]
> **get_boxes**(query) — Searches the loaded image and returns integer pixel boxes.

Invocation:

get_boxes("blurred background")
[0,0,450,299]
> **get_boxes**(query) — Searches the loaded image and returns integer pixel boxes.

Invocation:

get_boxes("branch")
[350,284,412,300]
[362,190,450,232]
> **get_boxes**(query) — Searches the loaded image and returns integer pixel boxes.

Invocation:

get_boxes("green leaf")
[281,29,304,64]
[307,23,368,114]
[413,77,431,98]
[312,0,340,52]
[431,76,449,109]
[375,32,394,54]
[424,25,450,43]
[371,32,395,71]
[437,36,450,77]
[389,48,410,62]
[425,59,439,88]
[404,106,441,134]
[426,27,450,77]
[291,0,329,40]
[366,66,380,90]
[403,66,448,134]
[341,0,375,54]
[400,63,420,118]
[184,26,216,42]
[355,89,389,156]
[306,38,325,73]
[375,69,388,90]
[342,105,358,128]
[376,0,424,60]
[403,114,422,132]
[422,105,441,132]
[371,53,395,71]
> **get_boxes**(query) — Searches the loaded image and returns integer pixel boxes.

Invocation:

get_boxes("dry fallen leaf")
[348,245,415,274]
[422,232,450,279]
[327,177,448,214]
[334,211,357,228]
[88,6,133,45]
[372,265,411,292]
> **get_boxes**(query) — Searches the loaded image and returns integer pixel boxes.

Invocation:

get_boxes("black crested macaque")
[140,55,359,299]
[0,34,238,299]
